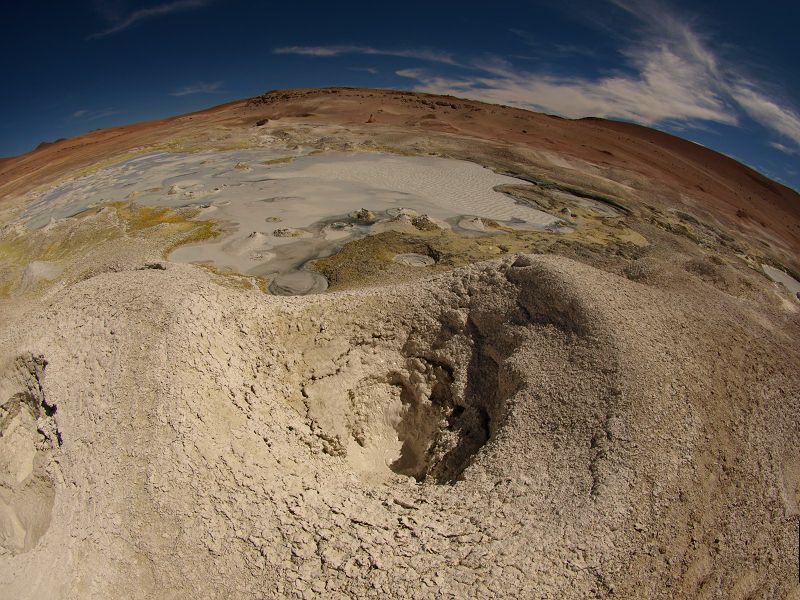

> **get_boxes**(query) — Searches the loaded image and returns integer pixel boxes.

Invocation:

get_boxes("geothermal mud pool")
[21,150,563,294]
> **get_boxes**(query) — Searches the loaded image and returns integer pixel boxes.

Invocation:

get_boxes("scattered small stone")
[386,207,419,219]
[272,227,308,238]
[411,215,439,231]
[329,221,352,230]
[392,497,417,510]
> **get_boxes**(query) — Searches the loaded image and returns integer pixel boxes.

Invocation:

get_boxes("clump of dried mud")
[0,88,799,599]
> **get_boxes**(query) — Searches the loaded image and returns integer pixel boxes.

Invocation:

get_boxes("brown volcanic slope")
[2,87,798,260]
[582,117,800,254]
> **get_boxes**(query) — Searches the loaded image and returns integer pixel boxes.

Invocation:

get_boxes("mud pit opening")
[292,258,598,487]
[0,354,58,556]
[386,341,503,484]
[299,287,525,485]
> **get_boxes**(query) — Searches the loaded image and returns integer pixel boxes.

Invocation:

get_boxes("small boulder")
[272,227,307,238]
[350,208,375,223]
[411,215,440,231]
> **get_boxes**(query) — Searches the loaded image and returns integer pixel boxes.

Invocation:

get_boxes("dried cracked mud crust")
[0,254,797,599]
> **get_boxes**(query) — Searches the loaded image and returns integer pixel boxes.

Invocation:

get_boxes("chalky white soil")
[0,253,798,599]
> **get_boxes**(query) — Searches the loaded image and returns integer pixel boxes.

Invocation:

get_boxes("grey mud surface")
[21,151,562,294]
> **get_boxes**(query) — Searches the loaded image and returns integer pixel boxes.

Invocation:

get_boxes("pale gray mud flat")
[762,263,800,297]
[19,150,563,294]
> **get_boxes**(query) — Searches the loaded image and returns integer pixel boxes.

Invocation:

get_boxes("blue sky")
[2,0,798,190]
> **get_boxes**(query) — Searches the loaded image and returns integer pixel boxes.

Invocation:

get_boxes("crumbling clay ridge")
[0,254,798,598]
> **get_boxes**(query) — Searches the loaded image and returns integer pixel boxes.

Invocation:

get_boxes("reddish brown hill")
[1,87,798,257]
[578,117,800,251]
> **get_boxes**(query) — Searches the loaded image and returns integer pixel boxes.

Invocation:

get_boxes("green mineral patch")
[313,223,647,291]
[204,139,265,152]
[309,174,647,294]
[107,202,218,249]
[142,135,263,155]
[642,204,754,256]
[262,156,295,166]
[0,213,115,265]
[0,202,219,299]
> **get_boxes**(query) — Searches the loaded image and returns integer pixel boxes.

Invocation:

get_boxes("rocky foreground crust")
[0,88,798,599]
[0,254,798,599]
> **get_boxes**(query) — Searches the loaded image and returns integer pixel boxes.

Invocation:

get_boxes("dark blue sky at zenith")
[1,0,798,190]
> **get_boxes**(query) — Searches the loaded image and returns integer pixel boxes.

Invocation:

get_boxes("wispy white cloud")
[731,86,800,148]
[770,142,800,156]
[274,45,458,66]
[170,81,223,96]
[399,4,734,125]
[68,108,119,121]
[88,0,210,39]
[397,47,736,127]
[274,2,800,157]
[393,0,800,155]
[349,66,379,75]
[509,29,597,58]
